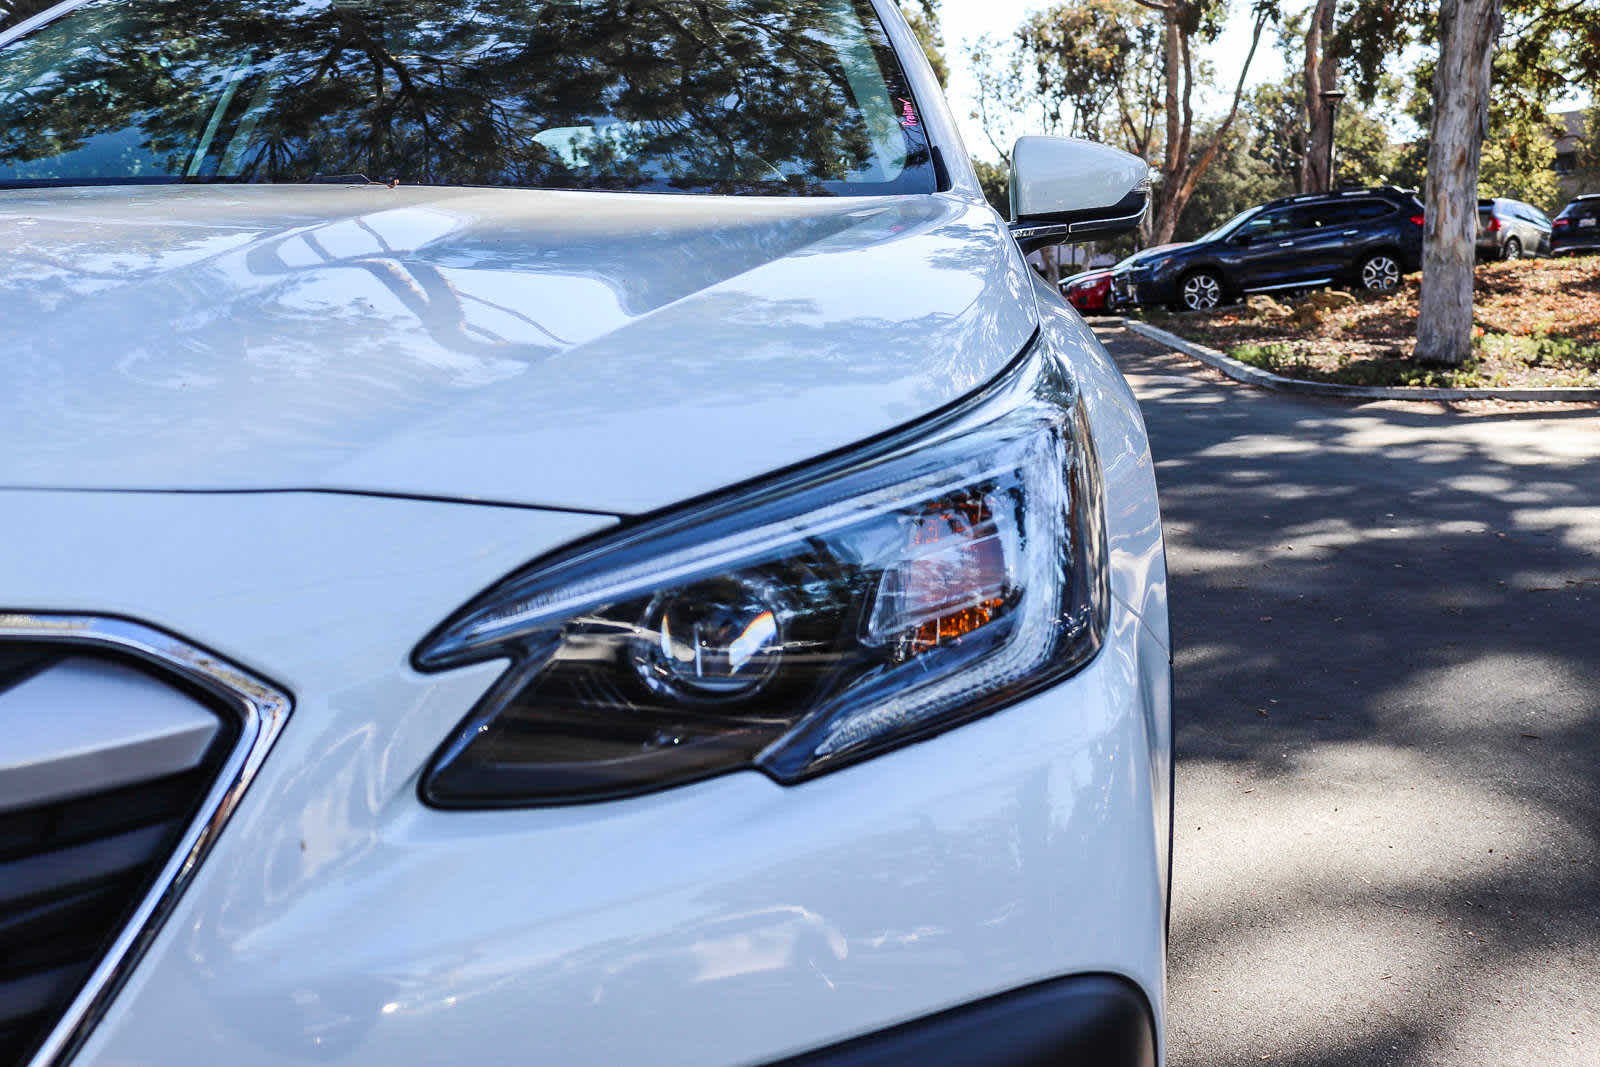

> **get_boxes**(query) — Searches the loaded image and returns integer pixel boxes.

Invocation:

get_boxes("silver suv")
[1476,197,1553,260]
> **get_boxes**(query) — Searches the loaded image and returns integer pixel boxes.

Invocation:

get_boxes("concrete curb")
[1122,319,1600,402]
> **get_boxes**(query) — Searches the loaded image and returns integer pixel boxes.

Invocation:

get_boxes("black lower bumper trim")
[767,974,1156,1067]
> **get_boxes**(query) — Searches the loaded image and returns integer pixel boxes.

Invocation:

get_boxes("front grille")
[0,641,242,1067]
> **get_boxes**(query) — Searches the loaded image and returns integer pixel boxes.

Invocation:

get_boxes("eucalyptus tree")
[1129,0,1277,242]
[1414,0,1502,366]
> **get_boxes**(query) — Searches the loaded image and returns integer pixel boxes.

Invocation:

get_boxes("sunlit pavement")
[1098,325,1600,1066]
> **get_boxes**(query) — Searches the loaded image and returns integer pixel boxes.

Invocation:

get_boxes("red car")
[1059,268,1116,314]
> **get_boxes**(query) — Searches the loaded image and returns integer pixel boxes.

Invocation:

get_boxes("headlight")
[413,339,1108,807]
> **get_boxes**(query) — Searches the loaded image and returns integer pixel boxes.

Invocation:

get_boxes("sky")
[941,0,1292,162]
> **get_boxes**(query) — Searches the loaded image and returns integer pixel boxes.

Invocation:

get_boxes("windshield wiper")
[306,173,403,187]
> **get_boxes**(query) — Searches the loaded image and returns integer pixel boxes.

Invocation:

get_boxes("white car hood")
[0,184,1035,514]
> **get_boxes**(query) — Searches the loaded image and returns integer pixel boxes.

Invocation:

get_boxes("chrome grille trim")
[0,613,291,1067]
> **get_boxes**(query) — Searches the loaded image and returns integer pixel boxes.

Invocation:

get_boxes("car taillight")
[1409,214,1425,227]
[1555,218,1570,230]
[1486,216,1501,232]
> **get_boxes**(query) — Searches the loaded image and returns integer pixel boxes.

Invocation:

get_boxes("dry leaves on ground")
[1144,255,1600,389]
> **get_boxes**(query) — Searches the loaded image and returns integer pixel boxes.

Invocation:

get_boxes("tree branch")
[1178,4,1270,207]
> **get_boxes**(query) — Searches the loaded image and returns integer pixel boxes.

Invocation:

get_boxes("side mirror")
[1230,231,1253,246]
[1007,136,1150,254]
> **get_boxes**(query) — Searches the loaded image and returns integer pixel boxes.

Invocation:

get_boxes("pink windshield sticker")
[898,98,919,128]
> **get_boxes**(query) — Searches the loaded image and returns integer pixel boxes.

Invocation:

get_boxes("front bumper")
[1110,270,1145,308]
[1065,288,1110,313]
[772,974,1155,1066]
[1115,268,1174,308]
[7,487,1169,1067]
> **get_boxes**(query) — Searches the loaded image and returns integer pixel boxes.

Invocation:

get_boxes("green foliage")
[1500,0,1600,110]
[1173,117,1280,240]
[971,156,1009,215]
[1477,331,1600,368]
[1227,340,1487,386]
[1014,0,1162,147]
[964,33,1028,163]
[1334,0,1432,106]
[1323,356,1484,387]
[1170,73,1413,239]
[1228,341,1300,370]
[1400,0,1599,210]
[1238,75,1404,194]
[898,0,948,88]
[1478,105,1560,207]
[966,0,1162,163]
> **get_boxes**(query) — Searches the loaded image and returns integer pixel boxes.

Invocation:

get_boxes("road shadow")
[1102,329,1600,1066]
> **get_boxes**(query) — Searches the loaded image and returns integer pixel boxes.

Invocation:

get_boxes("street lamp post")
[1320,88,1347,192]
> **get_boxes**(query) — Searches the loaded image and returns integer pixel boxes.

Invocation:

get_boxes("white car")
[0,1,1170,1065]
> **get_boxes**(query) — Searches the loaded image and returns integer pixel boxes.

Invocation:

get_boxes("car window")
[1241,208,1299,238]
[1307,200,1390,228]
[1200,207,1261,243]
[1306,203,1356,228]
[1558,199,1600,221]
[0,0,936,196]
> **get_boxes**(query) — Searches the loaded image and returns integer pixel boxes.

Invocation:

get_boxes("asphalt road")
[1097,326,1600,1067]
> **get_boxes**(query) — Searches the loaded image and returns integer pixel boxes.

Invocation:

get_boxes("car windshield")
[1197,206,1260,243]
[0,0,935,195]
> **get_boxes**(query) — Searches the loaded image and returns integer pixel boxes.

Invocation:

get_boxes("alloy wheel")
[1504,237,1522,260]
[1359,255,1400,291]
[1181,273,1222,311]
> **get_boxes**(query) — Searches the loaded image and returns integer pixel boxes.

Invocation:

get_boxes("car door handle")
[1343,229,1358,235]
[1277,241,1293,247]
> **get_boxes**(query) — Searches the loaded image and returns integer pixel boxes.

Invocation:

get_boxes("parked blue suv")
[1113,187,1426,311]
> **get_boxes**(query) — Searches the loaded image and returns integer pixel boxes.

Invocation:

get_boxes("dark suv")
[1113,187,1425,311]
[1551,194,1600,256]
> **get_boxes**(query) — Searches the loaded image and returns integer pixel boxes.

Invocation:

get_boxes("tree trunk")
[1148,1,1265,243]
[1414,0,1502,366]
[1150,3,1184,243]
[1300,0,1339,193]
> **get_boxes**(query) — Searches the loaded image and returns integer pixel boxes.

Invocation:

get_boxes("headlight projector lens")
[636,579,787,702]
